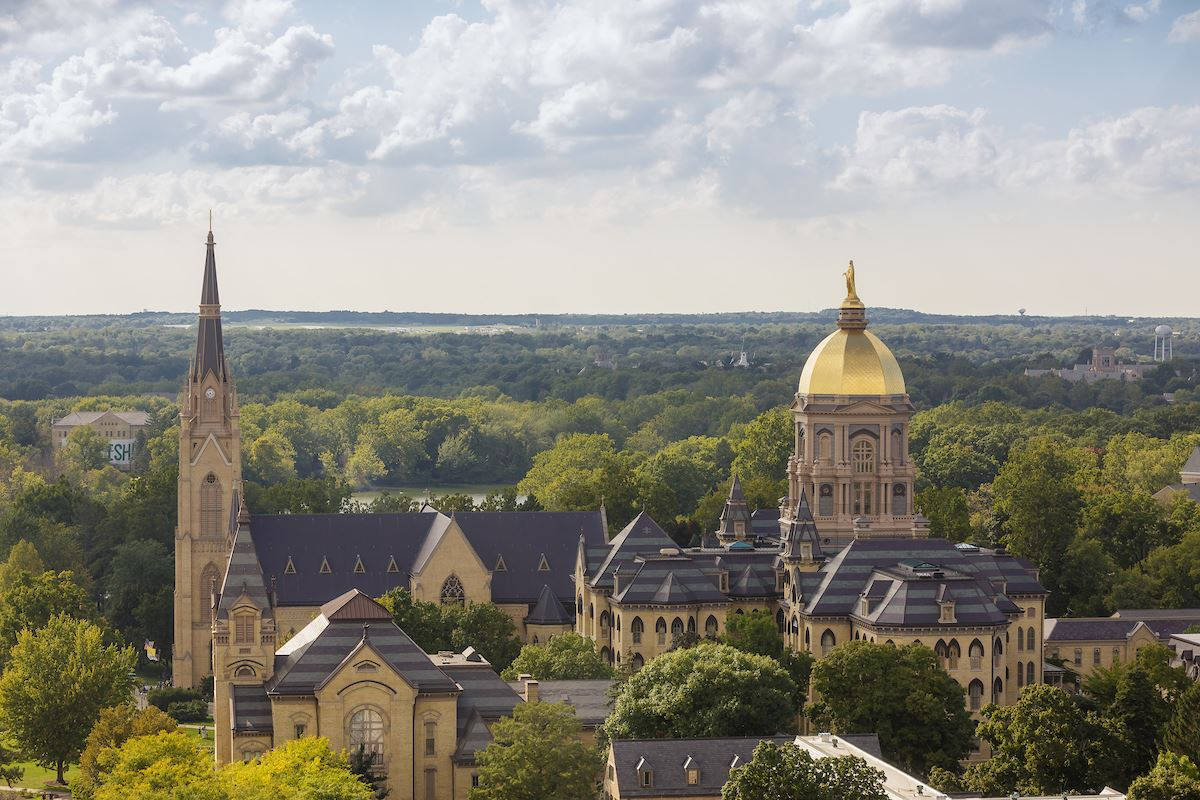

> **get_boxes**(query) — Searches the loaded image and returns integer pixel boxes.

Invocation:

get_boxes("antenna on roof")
[208,208,213,234]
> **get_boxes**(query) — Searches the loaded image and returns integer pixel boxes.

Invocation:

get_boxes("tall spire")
[192,220,227,381]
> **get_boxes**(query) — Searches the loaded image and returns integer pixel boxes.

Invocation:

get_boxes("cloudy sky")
[2,0,1199,316]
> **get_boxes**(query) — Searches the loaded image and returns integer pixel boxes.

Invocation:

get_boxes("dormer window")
[283,557,296,575]
[719,571,729,593]
[319,557,331,574]
[636,758,653,788]
[234,613,254,644]
[860,597,871,616]
[495,555,507,572]
[537,554,550,572]
[801,542,812,560]
[683,756,700,786]
[386,555,399,574]
[353,556,365,574]
[940,602,956,624]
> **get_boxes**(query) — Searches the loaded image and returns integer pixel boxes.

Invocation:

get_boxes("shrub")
[166,700,208,723]
[148,686,202,711]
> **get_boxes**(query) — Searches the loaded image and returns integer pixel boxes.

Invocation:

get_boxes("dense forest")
[1,311,1200,668]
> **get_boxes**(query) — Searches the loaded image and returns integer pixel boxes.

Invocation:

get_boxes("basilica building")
[574,263,1047,718]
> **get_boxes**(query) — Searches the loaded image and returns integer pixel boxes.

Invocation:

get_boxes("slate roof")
[610,737,793,797]
[217,512,272,620]
[526,584,572,625]
[801,538,1043,626]
[590,512,678,591]
[1157,483,1200,503]
[231,685,272,734]
[193,230,227,382]
[246,510,604,607]
[506,679,613,727]
[750,507,780,538]
[781,491,822,562]
[268,590,460,696]
[613,554,729,606]
[441,662,522,763]
[1045,614,1200,643]
[718,476,751,533]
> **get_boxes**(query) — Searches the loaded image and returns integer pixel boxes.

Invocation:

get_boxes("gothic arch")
[200,474,222,536]
[199,562,219,623]
[439,575,465,605]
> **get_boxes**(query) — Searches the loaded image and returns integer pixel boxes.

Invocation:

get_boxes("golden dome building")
[783,262,918,547]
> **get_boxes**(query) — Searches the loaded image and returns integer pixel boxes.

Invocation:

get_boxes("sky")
[2,0,1199,317]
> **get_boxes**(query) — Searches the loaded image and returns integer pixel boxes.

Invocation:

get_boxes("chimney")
[853,517,870,540]
[519,675,539,703]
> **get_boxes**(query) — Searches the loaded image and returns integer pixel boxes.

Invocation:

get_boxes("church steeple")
[192,220,227,382]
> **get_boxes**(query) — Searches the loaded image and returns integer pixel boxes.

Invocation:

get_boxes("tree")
[220,737,373,800]
[1128,753,1200,800]
[993,437,1089,613]
[1166,683,1200,765]
[959,684,1116,795]
[0,744,22,788]
[1080,489,1171,569]
[74,705,178,800]
[445,602,523,674]
[605,643,798,740]
[57,427,109,473]
[806,642,972,776]
[246,429,299,484]
[517,434,636,531]
[0,615,136,784]
[722,740,888,800]
[379,588,452,651]
[915,487,971,541]
[470,702,603,800]
[633,436,727,528]
[501,633,614,681]
[104,539,173,657]
[721,610,783,659]
[729,407,792,482]
[1109,531,1200,610]
[0,539,44,590]
[0,569,97,669]
[1056,535,1116,616]
[1107,667,1169,788]
[92,731,223,800]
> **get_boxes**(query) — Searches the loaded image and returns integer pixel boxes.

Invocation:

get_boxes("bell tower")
[173,222,242,688]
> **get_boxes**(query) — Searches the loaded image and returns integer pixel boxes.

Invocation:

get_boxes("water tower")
[1154,324,1173,362]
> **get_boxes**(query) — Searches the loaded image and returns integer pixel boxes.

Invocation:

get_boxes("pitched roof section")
[782,491,822,561]
[53,410,151,427]
[217,511,272,620]
[193,228,227,383]
[320,588,393,622]
[268,611,459,696]
[1045,613,1200,643]
[613,554,728,606]
[526,584,573,625]
[1183,445,1200,477]
[590,512,678,591]
[231,685,272,734]
[610,737,793,797]
[249,510,605,607]
[718,475,752,533]
[507,679,613,726]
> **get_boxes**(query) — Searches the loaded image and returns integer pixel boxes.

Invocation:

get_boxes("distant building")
[1152,444,1200,505]
[603,732,1126,800]
[51,409,150,469]
[1024,347,1154,383]
[1168,631,1200,683]
[507,676,611,746]
[1044,608,1200,679]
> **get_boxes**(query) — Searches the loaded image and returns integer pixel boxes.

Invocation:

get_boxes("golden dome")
[797,328,906,396]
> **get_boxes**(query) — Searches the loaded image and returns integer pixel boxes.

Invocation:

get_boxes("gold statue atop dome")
[841,259,864,309]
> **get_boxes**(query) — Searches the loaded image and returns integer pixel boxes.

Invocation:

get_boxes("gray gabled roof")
[267,590,460,696]
[613,554,728,606]
[1045,614,1200,643]
[506,679,613,726]
[801,538,1043,625]
[218,510,272,621]
[590,512,678,591]
[231,685,272,734]
[442,662,522,763]
[526,583,573,625]
[1183,445,1200,476]
[53,410,151,427]
[610,737,794,797]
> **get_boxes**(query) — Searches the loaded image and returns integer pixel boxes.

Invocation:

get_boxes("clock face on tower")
[205,387,216,399]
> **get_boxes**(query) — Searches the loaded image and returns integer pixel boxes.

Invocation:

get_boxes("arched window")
[969,639,984,670]
[935,639,949,664]
[818,433,832,461]
[776,609,785,633]
[992,677,1003,704]
[994,637,1004,667]
[600,646,611,664]
[804,628,811,651]
[820,629,836,656]
[687,617,696,634]
[577,595,583,614]
[1017,664,1024,688]
[968,679,984,711]
[1026,661,1034,686]
[891,430,902,463]
[631,653,644,671]
[589,603,594,620]
[671,618,683,637]
[631,617,644,644]
[199,563,219,623]
[948,639,961,670]
[656,618,667,646]
[705,616,718,637]
[600,611,610,630]
[1016,628,1024,651]
[1027,627,1036,652]
[797,429,805,460]
[234,665,255,678]
[440,575,465,606]
[852,440,874,474]
[200,474,222,536]
[349,708,384,766]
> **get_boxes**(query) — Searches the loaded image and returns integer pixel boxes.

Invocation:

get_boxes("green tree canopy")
[605,643,798,740]
[0,614,136,784]
[501,633,614,681]
[1166,683,1200,766]
[721,609,783,660]
[470,702,603,800]
[729,407,792,482]
[92,731,223,800]
[73,705,178,800]
[0,568,97,669]
[378,588,522,672]
[517,433,636,530]
[806,641,972,776]
[1128,753,1200,800]
[220,736,373,800]
[722,740,888,800]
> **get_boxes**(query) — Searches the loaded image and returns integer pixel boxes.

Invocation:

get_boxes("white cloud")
[1168,9,1200,42]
